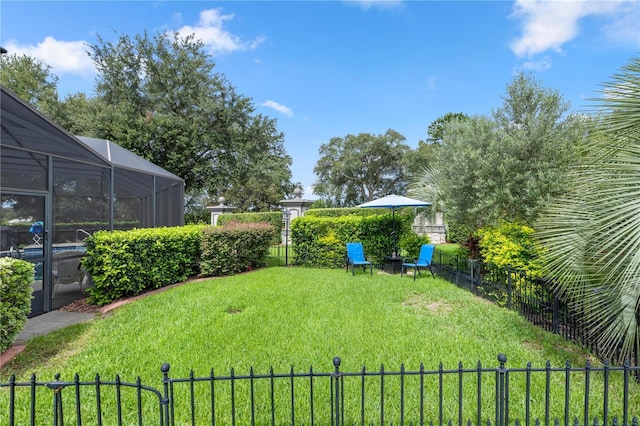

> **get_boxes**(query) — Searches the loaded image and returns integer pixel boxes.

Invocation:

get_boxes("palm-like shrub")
[536,57,640,362]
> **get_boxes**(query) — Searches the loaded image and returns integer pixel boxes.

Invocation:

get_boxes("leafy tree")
[404,113,470,186]
[403,140,437,179]
[535,57,640,363]
[0,53,63,121]
[409,73,584,248]
[86,30,294,208]
[313,129,410,206]
[57,93,104,137]
[426,112,469,144]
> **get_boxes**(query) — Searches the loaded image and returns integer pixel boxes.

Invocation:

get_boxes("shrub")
[217,212,282,244]
[477,221,545,277]
[304,207,388,217]
[291,214,410,267]
[83,225,204,305]
[446,221,472,245]
[476,222,547,306]
[0,258,34,352]
[400,233,431,258]
[200,222,276,276]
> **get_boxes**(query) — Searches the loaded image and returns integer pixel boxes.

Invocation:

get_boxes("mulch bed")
[58,298,102,314]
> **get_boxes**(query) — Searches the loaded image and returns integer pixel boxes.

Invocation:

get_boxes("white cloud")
[305,185,319,200]
[178,8,265,54]
[509,0,638,57]
[521,56,552,72]
[4,37,95,77]
[3,8,263,79]
[600,2,640,43]
[261,100,294,117]
[344,0,403,10]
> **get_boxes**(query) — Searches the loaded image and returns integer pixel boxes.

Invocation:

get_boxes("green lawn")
[2,267,638,424]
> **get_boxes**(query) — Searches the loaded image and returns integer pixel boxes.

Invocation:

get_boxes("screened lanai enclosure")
[0,86,184,316]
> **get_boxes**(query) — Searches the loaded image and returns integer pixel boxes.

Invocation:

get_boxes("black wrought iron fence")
[432,250,638,368]
[2,354,639,425]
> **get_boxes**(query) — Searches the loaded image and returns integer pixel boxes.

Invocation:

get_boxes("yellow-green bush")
[477,222,545,278]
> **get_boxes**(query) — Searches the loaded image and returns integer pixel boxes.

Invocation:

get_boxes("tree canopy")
[84,30,295,209]
[0,53,63,121]
[1,31,297,212]
[409,73,584,238]
[313,129,410,206]
[425,112,469,144]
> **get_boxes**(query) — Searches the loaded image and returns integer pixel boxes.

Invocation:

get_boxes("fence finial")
[333,357,341,370]
[498,353,507,366]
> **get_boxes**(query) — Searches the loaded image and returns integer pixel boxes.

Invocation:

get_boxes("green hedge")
[291,215,409,267]
[304,207,389,217]
[217,212,283,244]
[83,225,204,306]
[200,222,276,276]
[0,258,34,352]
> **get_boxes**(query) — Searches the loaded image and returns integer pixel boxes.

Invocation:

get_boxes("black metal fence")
[432,250,638,368]
[2,354,639,425]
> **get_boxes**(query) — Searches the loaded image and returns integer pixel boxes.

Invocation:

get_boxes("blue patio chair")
[346,242,373,276]
[401,244,435,281]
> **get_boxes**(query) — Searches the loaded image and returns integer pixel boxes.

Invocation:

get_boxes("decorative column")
[206,197,237,226]
[279,188,314,245]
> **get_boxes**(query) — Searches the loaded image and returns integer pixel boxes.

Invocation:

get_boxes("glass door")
[1,192,48,317]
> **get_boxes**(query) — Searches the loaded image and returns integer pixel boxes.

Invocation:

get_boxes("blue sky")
[2,1,639,198]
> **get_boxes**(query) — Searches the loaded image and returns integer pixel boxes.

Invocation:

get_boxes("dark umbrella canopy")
[358,194,432,257]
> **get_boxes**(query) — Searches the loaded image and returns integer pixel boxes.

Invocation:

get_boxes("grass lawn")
[2,267,638,424]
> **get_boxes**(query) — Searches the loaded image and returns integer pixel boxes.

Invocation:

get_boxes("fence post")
[161,363,171,426]
[46,373,66,426]
[332,357,342,426]
[506,268,513,309]
[552,296,560,335]
[496,353,508,426]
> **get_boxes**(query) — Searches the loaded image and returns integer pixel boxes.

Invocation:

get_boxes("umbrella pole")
[393,209,397,257]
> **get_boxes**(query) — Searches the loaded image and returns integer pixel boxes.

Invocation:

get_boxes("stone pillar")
[206,197,237,226]
[279,188,314,244]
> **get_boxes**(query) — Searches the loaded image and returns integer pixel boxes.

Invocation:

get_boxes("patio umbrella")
[358,194,432,257]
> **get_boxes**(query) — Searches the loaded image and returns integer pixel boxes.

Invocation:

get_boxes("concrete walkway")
[0,280,195,369]
[1,310,96,369]
[15,310,96,344]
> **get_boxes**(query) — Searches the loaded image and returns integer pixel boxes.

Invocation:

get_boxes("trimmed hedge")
[217,212,282,244]
[200,222,276,276]
[82,223,276,306]
[83,225,204,306]
[0,258,34,352]
[304,207,389,217]
[290,215,409,267]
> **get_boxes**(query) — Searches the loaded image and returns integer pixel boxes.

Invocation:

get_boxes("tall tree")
[404,113,470,180]
[313,129,410,206]
[409,73,584,239]
[87,30,293,208]
[536,57,640,363]
[0,53,63,121]
[57,93,103,136]
[426,112,469,144]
